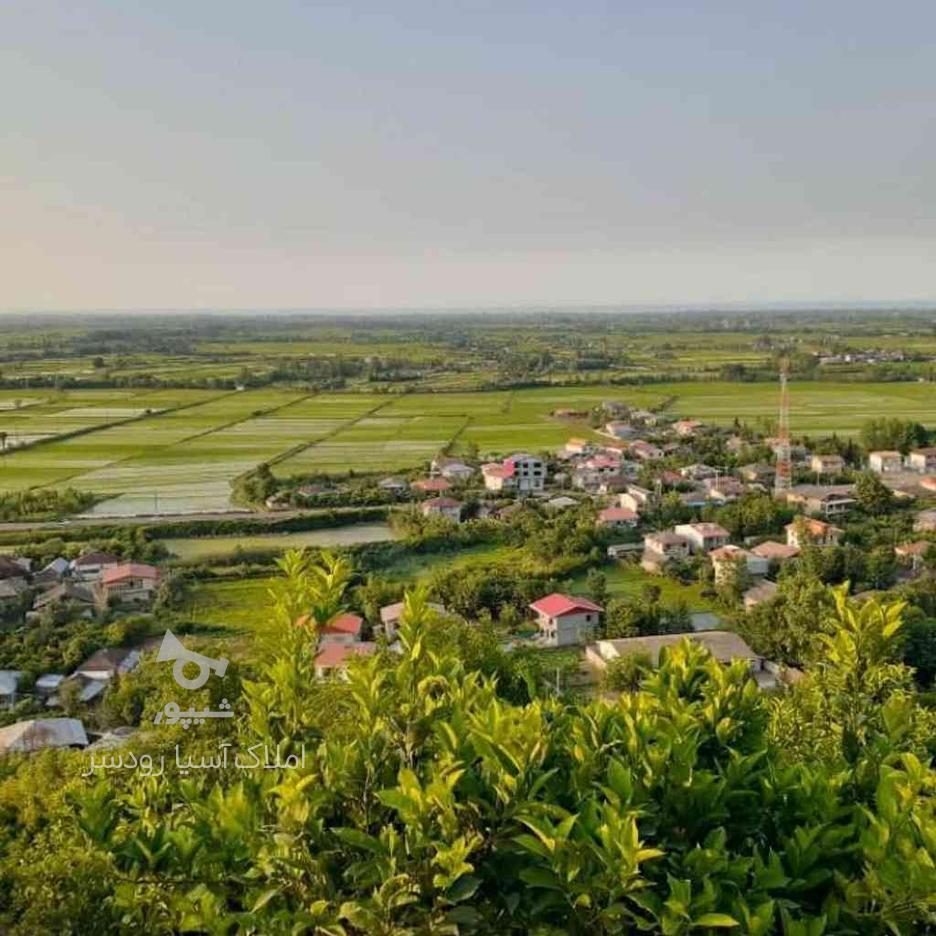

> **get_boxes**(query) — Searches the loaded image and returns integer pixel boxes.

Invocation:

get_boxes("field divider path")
[263,399,396,474]
[441,416,472,456]
[31,388,312,491]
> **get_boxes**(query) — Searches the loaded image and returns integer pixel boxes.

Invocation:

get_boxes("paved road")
[0,506,385,534]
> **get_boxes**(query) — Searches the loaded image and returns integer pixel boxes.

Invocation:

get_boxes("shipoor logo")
[153,630,233,729]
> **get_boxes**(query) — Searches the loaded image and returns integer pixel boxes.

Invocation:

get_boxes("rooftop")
[0,717,88,754]
[750,540,800,560]
[315,642,377,670]
[321,612,365,636]
[530,593,603,617]
[101,562,160,585]
[593,630,759,666]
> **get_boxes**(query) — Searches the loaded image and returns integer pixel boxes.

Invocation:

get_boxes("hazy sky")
[3,1,936,310]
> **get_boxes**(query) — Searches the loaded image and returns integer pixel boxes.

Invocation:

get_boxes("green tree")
[601,650,652,692]
[854,469,895,515]
[740,570,836,666]
[586,568,609,608]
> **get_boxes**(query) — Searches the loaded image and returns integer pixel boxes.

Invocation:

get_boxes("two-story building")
[481,453,546,494]
[643,531,691,561]
[618,484,655,514]
[868,450,904,474]
[709,545,769,584]
[420,497,462,522]
[70,551,121,581]
[785,484,856,517]
[907,448,936,474]
[597,506,638,529]
[530,593,603,647]
[809,453,845,476]
[98,563,160,607]
[674,522,731,554]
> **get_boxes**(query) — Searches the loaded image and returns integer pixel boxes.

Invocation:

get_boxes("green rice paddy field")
[1,381,933,514]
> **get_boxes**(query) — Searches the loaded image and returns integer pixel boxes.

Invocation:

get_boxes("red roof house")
[314,641,377,677]
[320,612,365,644]
[411,478,452,493]
[99,563,160,605]
[530,593,603,647]
[597,506,638,528]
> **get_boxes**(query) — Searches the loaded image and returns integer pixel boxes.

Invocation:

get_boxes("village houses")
[314,642,377,679]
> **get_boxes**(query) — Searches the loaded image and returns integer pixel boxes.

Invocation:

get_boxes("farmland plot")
[275,414,466,475]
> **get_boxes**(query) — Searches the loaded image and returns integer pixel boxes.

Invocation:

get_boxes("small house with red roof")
[420,496,462,522]
[530,593,603,647]
[98,563,160,606]
[320,612,365,645]
[597,506,638,529]
[411,477,452,494]
[314,642,377,679]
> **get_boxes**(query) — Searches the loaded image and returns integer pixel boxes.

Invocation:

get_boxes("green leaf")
[693,913,740,928]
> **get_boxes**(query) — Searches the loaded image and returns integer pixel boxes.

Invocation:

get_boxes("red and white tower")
[774,360,792,495]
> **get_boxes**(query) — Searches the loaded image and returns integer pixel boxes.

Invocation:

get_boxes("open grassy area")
[186,576,276,637]
[380,543,521,581]
[164,522,394,562]
[568,561,716,611]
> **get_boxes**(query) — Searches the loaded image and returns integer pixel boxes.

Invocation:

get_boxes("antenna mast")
[774,359,792,495]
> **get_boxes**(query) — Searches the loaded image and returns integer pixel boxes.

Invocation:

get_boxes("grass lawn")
[568,561,716,611]
[380,543,521,581]
[185,576,276,639]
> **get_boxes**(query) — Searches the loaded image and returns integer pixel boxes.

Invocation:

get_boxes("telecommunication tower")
[773,360,792,495]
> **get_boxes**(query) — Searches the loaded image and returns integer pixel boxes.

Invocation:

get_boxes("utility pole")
[774,360,792,496]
